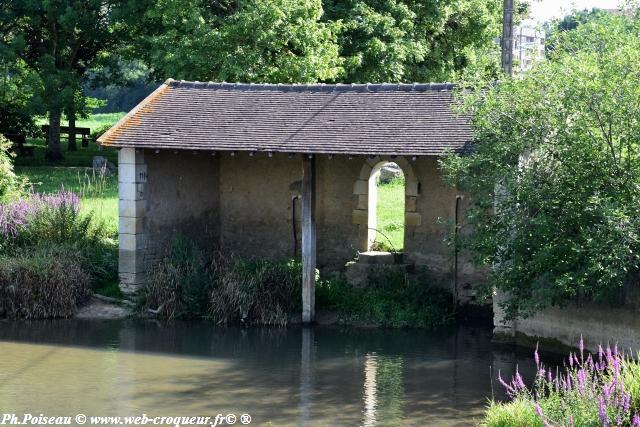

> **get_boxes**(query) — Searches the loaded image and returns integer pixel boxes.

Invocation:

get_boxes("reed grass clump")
[144,238,303,325]
[0,245,90,319]
[209,256,302,326]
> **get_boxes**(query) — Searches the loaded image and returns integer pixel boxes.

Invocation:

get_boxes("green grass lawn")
[375,177,405,251]
[15,166,118,235]
[15,113,124,167]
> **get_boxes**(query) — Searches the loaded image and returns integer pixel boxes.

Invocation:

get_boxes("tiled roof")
[98,79,473,156]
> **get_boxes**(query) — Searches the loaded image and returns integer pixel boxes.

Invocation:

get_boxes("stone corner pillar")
[118,148,147,297]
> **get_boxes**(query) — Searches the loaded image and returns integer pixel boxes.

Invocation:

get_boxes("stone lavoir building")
[99,79,480,322]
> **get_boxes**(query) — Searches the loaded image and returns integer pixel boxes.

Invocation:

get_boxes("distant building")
[513,25,545,71]
[496,24,545,72]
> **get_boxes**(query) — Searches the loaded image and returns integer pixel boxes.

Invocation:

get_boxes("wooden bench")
[41,125,92,147]
[4,133,33,157]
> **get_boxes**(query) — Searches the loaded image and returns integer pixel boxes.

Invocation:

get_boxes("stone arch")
[352,156,421,252]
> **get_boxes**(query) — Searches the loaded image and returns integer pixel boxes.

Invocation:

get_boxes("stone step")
[357,251,395,265]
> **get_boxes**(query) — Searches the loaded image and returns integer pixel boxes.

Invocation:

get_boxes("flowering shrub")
[0,188,117,318]
[0,188,88,250]
[484,338,640,427]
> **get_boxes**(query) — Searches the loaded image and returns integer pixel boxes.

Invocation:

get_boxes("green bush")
[0,245,90,319]
[442,12,640,319]
[317,268,455,328]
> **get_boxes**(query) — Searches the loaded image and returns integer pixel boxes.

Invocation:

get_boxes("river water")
[0,320,540,426]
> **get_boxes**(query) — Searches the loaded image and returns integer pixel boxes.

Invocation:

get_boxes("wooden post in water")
[301,155,316,323]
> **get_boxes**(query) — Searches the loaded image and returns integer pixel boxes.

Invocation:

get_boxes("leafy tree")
[324,0,504,82]
[0,10,40,137]
[135,0,518,84]
[442,12,640,319]
[137,0,343,83]
[1,0,135,161]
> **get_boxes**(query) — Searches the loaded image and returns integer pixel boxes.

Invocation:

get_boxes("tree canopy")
[442,12,640,319]
[134,0,507,84]
[0,0,137,159]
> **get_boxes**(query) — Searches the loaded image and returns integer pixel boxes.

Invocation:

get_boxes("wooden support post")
[301,156,316,323]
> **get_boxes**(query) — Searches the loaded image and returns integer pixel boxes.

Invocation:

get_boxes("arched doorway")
[368,162,405,252]
[352,156,421,256]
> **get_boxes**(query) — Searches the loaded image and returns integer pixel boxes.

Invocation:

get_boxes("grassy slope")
[376,177,405,251]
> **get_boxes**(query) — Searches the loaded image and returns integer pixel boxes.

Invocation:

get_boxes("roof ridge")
[163,79,455,92]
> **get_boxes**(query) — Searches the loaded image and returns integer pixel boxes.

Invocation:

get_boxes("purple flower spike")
[534,343,540,367]
[569,353,574,368]
[632,413,640,426]
[599,396,608,426]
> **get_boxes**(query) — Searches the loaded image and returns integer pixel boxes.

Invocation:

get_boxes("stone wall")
[120,149,481,300]
[495,300,640,352]
[144,150,220,261]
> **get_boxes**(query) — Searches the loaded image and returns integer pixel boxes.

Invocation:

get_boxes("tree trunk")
[45,108,64,163]
[67,110,77,151]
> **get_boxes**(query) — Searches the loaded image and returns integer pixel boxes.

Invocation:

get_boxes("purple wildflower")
[632,413,640,426]
[569,353,574,368]
[534,343,540,367]
[498,371,516,396]
[599,396,609,426]
[577,369,586,393]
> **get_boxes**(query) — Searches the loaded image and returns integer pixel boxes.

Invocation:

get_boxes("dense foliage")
[324,0,503,82]
[0,0,139,159]
[130,0,509,84]
[442,13,640,319]
[483,340,640,426]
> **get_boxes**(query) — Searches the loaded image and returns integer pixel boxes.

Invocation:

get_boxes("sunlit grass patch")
[376,176,405,251]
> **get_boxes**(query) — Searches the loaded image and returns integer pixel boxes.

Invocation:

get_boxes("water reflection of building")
[362,353,405,427]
